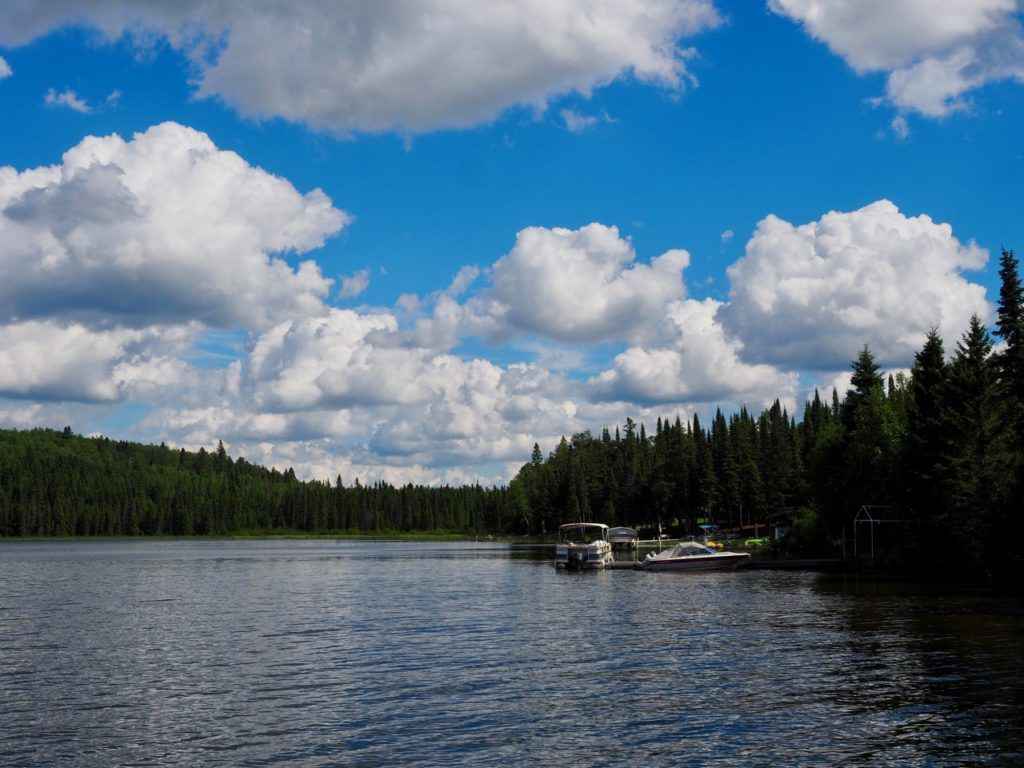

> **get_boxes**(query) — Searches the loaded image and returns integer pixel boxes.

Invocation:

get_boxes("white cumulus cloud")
[139,306,595,479]
[0,122,348,330]
[721,200,990,370]
[769,0,1024,116]
[0,56,11,79]
[471,223,690,344]
[0,320,196,403]
[590,298,798,406]
[0,1,721,134]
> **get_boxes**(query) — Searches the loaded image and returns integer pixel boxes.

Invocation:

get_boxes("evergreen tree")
[904,329,949,541]
[840,346,900,527]
[843,345,883,429]
[991,249,1024,578]
[995,248,1024,362]
[942,315,997,567]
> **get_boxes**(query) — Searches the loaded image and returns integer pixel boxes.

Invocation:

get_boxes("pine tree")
[991,249,1024,578]
[840,345,899,526]
[995,248,1023,357]
[844,345,883,429]
[942,316,997,566]
[904,329,949,540]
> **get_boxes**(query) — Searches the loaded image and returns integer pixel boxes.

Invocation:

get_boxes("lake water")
[1,540,1022,766]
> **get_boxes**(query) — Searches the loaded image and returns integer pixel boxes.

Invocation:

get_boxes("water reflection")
[810,574,1024,764]
[0,541,1021,766]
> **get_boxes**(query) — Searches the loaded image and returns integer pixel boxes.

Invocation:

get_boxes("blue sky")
[1,1,1022,484]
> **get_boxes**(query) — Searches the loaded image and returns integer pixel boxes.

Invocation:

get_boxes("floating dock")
[604,557,847,571]
[608,560,643,570]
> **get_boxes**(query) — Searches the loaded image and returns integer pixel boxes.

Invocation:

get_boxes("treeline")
[0,428,513,536]
[2,250,1021,578]
[511,249,1024,578]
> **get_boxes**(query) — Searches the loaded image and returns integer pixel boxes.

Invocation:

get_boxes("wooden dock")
[608,560,642,570]
[604,557,848,572]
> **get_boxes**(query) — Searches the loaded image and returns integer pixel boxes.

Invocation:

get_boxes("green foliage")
[510,404,814,537]
[0,429,512,537]
[777,507,835,559]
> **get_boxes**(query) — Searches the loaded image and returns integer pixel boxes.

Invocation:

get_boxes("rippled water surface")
[2,540,1022,766]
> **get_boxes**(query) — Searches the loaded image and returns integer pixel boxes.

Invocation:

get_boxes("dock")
[608,560,643,570]
[604,557,848,571]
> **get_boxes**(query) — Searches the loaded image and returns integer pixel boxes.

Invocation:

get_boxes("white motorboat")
[642,541,750,571]
[554,523,614,569]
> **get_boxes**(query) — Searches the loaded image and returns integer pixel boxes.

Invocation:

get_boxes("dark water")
[1,541,1022,766]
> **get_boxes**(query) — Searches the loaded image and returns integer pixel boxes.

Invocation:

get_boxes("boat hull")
[554,542,613,569]
[555,558,612,570]
[642,552,750,571]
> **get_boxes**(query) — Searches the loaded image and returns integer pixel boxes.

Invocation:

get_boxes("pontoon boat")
[554,523,614,569]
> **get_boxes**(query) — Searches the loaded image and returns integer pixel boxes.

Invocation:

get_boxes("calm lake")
[1,540,1022,766]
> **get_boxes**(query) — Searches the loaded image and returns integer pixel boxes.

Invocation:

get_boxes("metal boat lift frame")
[853,505,914,560]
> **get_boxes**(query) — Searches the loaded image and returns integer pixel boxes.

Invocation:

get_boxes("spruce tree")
[992,249,1024,578]
[943,316,997,567]
[905,329,949,540]
[995,248,1023,356]
[844,344,884,429]
[840,345,899,527]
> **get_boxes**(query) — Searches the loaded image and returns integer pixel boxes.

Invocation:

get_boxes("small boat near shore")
[554,523,614,570]
[608,526,638,551]
[642,541,750,571]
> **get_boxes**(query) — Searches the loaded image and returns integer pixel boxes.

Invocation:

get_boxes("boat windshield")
[669,542,716,557]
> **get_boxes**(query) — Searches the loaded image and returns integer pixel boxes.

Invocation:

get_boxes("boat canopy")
[608,526,638,541]
[646,541,717,560]
[558,522,609,544]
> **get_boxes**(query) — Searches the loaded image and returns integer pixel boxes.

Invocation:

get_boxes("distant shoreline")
[0,531,519,543]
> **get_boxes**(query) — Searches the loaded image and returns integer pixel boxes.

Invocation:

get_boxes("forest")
[511,248,1024,578]
[1,249,1021,579]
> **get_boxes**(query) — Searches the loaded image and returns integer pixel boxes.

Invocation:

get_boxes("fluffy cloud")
[137,306,594,477]
[236,308,571,430]
[590,298,798,406]
[0,122,347,330]
[0,320,195,402]
[0,56,11,79]
[0,130,995,486]
[721,200,989,370]
[769,0,1024,116]
[243,309,413,411]
[471,223,690,344]
[0,1,721,134]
